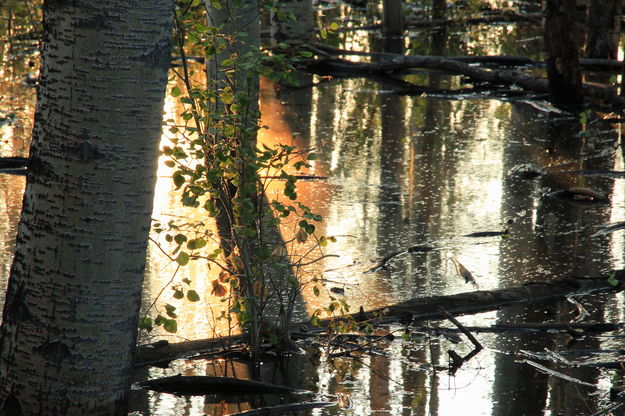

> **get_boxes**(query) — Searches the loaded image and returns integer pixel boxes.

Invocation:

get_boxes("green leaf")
[320,27,327,39]
[165,303,177,318]
[164,160,176,168]
[163,319,178,333]
[299,51,313,58]
[155,314,165,326]
[187,290,201,302]
[313,286,320,297]
[187,238,207,250]
[311,314,320,327]
[176,251,190,266]
[139,317,153,331]
[173,289,184,299]
[173,171,185,189]
[329,22,339,31]
[608,271,619,286]
[171,86,181,97]
[174,234,187,245]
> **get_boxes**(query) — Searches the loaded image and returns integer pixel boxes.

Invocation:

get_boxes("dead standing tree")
[585,0,622,60]
[543,0,583,109]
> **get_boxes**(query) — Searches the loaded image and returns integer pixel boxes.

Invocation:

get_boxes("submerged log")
[135,374,304,396]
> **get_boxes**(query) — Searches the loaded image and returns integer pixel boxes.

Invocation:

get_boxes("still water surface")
[2,3,625,415]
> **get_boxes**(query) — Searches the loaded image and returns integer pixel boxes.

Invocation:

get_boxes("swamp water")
[2,3,625,416]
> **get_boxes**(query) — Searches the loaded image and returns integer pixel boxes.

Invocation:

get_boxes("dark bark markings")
[0,1,174,414]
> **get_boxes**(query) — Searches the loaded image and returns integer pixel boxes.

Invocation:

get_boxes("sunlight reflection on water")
[2,6,625,415]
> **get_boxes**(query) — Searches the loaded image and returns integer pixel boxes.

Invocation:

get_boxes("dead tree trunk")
[543,0,583,109]
[382,0,403,38]
[585,0,622,59]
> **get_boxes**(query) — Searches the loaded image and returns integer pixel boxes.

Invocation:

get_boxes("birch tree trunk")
[0,1,173,415]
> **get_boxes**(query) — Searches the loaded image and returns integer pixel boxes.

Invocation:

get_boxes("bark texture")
[0,1,173,415]
[543,0,583,108]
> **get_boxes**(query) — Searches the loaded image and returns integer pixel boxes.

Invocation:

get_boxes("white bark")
[0,1,173,415]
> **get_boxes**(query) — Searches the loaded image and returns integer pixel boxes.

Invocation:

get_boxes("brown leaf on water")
[211,279,228,297]
[450,257,479,289]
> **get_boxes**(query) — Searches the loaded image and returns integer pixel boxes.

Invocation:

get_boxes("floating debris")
[593,221,625,237]
[546,187,609,204]
[509,163,543,180]
[450,257,479,289]
[330,286,345,295]
[518,359,595,388]
[464,230,509,238]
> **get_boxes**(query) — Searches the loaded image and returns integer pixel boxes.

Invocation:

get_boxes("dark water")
[2,2,625,415]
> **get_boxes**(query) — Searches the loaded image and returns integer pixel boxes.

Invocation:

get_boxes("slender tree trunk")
[204,0,263,354]
[0,1,173,415]
[543,0,583,109]
[382,0,403,38]
[585,0,622,59]
[204,0,261,257]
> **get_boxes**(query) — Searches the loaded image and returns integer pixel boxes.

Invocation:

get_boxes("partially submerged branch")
[440,307,483,375]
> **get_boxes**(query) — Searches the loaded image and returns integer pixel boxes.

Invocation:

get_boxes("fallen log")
[0,156,28,176]
[135,336,246,367]
[136,271,625,366]
[135,374,304,396]
[333,270,625,326]
[427,322,624,334]
[225,401,336,416]
[304,48,625,108]
[310,44,625,72]
[335,10,542,33]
